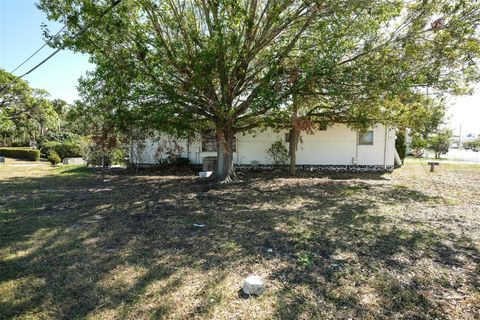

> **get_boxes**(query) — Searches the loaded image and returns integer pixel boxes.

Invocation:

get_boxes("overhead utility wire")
[16,0,123,79]
[9,25,67,74]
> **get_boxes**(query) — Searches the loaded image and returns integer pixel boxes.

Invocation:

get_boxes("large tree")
[38,0,480,181]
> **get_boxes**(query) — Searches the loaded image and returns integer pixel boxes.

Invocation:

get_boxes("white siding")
[131,124,396,167]
[356,124,396,166]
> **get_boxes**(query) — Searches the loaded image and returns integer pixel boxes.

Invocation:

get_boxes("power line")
[16,0,123,79]
[9,25,66,74]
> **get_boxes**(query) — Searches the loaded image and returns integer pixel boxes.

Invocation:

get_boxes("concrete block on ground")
[242,275,265,295]
[62,157,85,165]
[198,171,213,178]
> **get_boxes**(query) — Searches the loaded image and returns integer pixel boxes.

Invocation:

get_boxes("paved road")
[445,148,480,163]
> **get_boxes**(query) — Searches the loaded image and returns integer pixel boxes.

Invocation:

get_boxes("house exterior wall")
[130,123,396,171]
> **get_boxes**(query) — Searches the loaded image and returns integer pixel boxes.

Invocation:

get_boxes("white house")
[131,123,397,172]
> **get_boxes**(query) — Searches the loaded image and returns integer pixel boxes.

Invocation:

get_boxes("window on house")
[201,130,237,152]
[202,130,217,152]
[358,130,374,145]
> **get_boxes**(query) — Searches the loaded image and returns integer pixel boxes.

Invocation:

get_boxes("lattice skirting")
[235,164,394,173]
[132,163,394,173]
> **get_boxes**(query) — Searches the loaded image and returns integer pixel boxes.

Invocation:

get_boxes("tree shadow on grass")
[0,168,479,319]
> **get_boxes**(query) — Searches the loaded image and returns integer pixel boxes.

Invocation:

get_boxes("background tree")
[410,133,428,157]
[429,129,452,159]
[51,98,69,131]
[62,100,129,167]
[52,99,68,118]
[463,139,480,150]
[0,69,59,143]
[38,0,480,181]
[0,69,33,138]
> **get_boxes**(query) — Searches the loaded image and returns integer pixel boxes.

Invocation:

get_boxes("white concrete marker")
[198,171,212,178]
[63,157,85,165]
[242,275,265,295]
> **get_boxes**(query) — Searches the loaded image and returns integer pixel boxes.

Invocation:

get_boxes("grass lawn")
[1,161,479,319]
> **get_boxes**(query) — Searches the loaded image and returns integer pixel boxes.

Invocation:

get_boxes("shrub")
[40,141,59,157]
[55,141,83,159]
[47,151,61,166]
[170,157,190,166]
[152,140,191,168]
[156,156,191,168]
[154,140,185,164]
[266,139,289,165]
[41,140,83,159]
[0,148,40,161]
[395,131,407,161]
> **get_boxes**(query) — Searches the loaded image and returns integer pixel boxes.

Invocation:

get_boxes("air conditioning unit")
[202,156,217,171]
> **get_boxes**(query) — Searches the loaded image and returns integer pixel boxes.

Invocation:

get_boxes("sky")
[448,92,480,137]
[0,0,93,103]
[0,0,479,137]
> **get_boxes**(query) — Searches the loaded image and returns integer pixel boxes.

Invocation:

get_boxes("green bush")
[395,131,407,161]
[171,156,190,166]
[0,147,40,161]
[40,141,60,158]
[41,141,83,160]
[47,151,61,165]
[266,139,289,165]
[156,156,191,168]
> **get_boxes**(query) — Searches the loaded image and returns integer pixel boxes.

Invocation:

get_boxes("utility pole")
[458,125,462,148]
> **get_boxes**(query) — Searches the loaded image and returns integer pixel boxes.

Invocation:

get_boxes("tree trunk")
[215,124,237,183]
[289,128,298,175]
[289,99,299,176]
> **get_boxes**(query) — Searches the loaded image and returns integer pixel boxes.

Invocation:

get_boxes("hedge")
[0,148,40,161]
[11,141,30,147]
